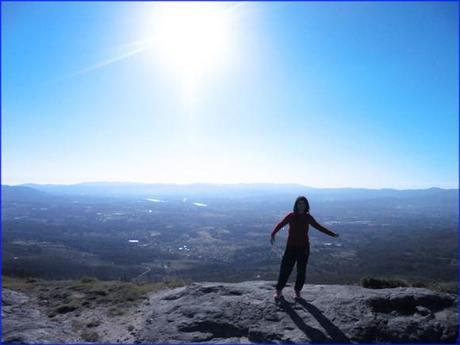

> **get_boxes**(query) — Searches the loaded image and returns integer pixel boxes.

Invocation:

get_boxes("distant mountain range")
[1,185,54,202]
[2,182,458,202]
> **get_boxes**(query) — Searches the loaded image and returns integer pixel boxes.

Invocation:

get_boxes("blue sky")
[2,1,458,188]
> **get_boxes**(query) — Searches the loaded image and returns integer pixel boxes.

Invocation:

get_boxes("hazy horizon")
[2,1,458,189]
[4,180,458,191]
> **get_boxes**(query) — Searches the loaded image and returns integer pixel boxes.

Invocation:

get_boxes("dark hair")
[293,195,310,215]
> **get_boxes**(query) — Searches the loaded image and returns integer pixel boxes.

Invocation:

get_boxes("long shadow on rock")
[278,298,330,343]
[296,298,351,343]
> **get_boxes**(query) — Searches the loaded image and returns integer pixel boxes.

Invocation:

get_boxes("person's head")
[293,195,310,215]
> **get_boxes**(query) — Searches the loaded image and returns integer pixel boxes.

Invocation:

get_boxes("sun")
[146,2,236,100]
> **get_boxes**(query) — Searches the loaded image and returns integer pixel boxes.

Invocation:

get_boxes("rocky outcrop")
[2,280,458,344]
[2,289,79,343]
[136,281,458,344]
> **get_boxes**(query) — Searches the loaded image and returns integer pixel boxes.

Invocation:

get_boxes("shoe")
[294,289,301,299]
[273,290,283,299]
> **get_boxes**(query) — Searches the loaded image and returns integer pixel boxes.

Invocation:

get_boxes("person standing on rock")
[270,195,339,300]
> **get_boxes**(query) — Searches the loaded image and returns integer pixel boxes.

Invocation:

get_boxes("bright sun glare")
[146,2,237,100]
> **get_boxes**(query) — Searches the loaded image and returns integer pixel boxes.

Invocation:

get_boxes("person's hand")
[270,234,275,245]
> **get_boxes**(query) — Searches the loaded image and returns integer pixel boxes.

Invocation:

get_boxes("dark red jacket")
[271,212,315,247]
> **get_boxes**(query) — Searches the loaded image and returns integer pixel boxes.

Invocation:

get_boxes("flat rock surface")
[136,281,459,344]
[2,281,458,344]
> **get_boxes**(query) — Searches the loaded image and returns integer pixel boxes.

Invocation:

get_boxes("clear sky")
[2,1,458,188]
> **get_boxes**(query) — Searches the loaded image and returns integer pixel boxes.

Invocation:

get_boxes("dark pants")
[276,243,310,291]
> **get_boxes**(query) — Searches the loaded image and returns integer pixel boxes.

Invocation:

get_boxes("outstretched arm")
[271,213,292,237]
[309,214,338,237]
